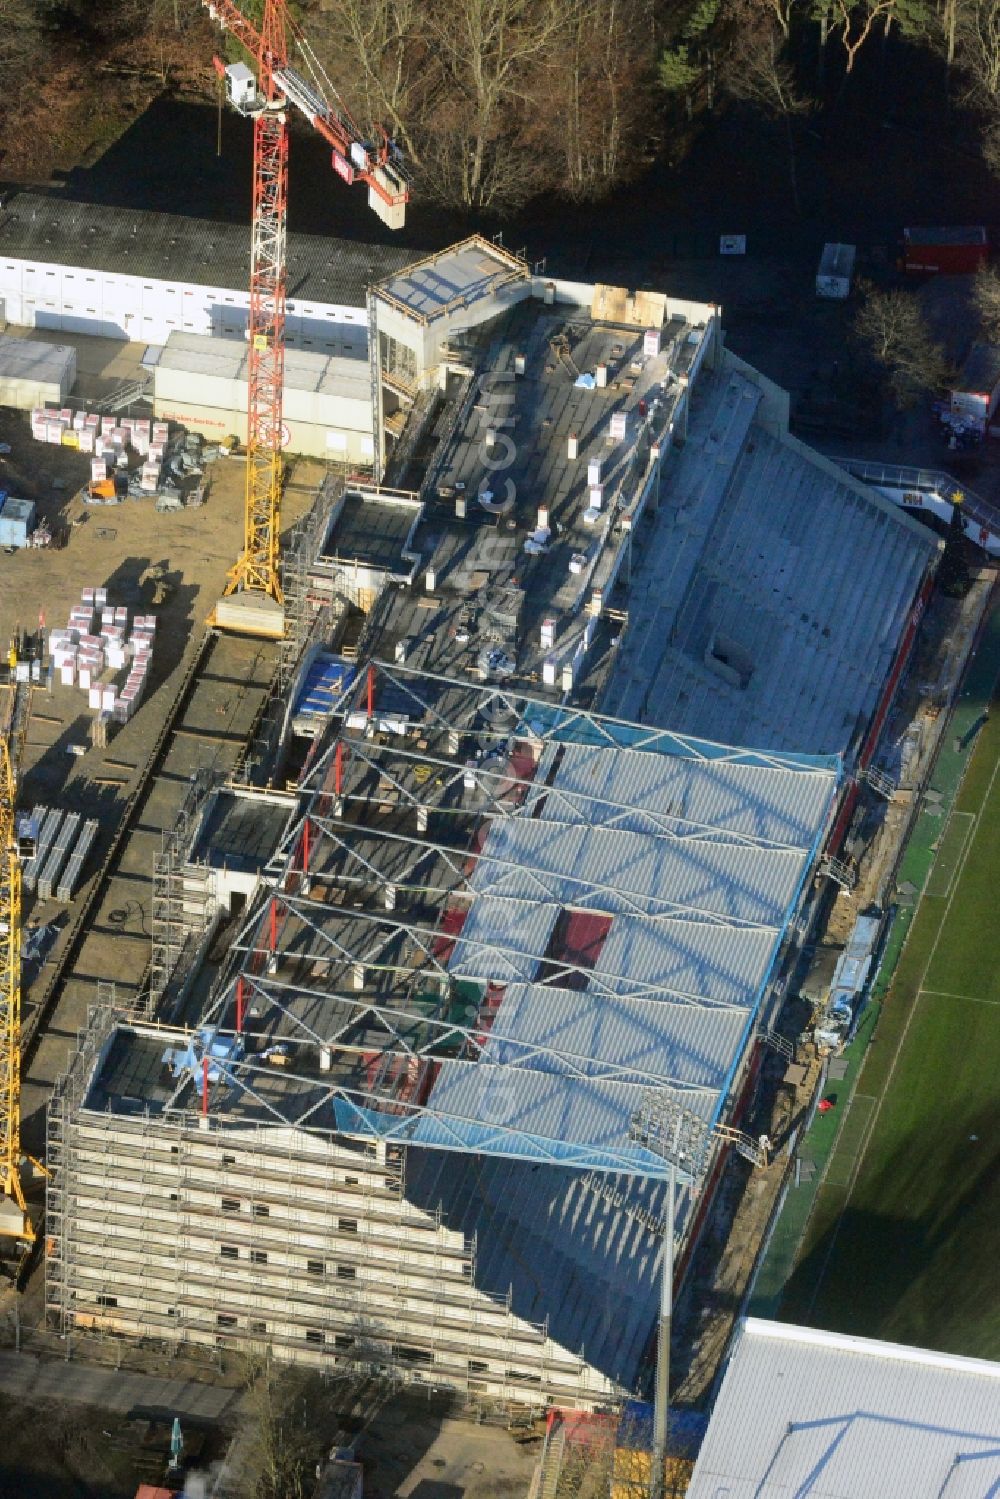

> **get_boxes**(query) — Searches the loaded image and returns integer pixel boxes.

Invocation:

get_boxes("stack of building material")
[54,586,155,727]
[22,807,65,893]
[37,811,80,900]
[78,635,106,692]
[132,419,152,458]
[31,407,102,445]
[56,817,99,901]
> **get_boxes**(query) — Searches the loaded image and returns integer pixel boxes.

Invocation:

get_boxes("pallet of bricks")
[30,407,155,461]
[48,586,155,730]
[30,407,164,497]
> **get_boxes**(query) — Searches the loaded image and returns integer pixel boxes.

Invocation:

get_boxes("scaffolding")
[45,1007,596,1408]
[148,770,219,1015]
[47,663,834,1409]
[280,472,344,687]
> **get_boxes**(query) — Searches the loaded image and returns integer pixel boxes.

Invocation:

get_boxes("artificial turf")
[791,706,1000,1357]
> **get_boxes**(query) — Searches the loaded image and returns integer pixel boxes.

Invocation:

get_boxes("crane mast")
[202,0,408,638]
[0,677,37,1244]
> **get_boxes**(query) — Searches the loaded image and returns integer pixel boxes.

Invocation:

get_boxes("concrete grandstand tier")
[600,367,940,756]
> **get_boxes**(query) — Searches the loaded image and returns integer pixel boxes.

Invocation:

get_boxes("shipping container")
[903,226,989,275]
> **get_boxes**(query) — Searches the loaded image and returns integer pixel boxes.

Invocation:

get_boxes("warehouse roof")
[600,369,939,755]
[0,192,415,307]
[687,1318,1000,1498]
[155,330,371,401]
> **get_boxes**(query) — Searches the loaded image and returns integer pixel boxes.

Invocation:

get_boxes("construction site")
[0,2,997,1495]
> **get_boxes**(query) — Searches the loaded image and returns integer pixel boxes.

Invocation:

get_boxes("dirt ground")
[358,1401,538,1499]
[0,395,326,1179]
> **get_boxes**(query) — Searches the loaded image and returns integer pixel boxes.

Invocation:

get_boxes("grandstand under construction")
[43,243,942,1410]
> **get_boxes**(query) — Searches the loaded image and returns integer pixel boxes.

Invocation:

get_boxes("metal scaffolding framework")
[163,662,837,1187]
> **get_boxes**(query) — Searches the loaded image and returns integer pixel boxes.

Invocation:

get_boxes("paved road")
[0,1349,242,1423]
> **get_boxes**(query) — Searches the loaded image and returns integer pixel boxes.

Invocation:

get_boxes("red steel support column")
[302,817,311,873]
[269,896,278,953]
[235,976,245,1033]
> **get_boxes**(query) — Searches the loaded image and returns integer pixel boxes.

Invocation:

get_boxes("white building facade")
[0,256,369,358]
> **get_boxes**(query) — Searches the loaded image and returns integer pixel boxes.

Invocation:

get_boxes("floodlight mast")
[200,0,408,638]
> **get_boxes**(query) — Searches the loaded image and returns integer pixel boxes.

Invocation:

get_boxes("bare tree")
[416,0,577,209]
[852,282,951,407]
[548,0,656,200]
[721,5,811,211]
[830,0,931,71]
[306,0,429,162]
[953,0,1000,104]
[972,263,1000,344]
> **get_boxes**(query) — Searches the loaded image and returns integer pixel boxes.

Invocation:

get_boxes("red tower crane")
[201,0,407,638]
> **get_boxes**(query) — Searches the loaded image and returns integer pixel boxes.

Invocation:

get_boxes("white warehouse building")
[153,332,375,463]
[0,192,414,357]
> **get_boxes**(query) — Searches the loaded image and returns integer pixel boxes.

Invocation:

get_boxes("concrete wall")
[0,256,368,355]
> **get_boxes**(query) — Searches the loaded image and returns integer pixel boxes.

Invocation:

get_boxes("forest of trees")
[0,0,997,211]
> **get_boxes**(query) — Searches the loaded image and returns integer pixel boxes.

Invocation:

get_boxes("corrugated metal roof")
[157,331,370,399]
[417,733,836,1171]
[591,914,775,1008]
[482,983,748,1091]
[447,896,558,982]
[0,191,415,305]
[547,741,833,848]
[470,817,803,927]
[417,1059,715,1177]
[688,1318,1000,1498]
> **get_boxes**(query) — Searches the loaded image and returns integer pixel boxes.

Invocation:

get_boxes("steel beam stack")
[56,818,99,902]
[22,807,64,894]
[37,811,80,900]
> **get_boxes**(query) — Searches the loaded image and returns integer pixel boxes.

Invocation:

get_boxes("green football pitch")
[783,689,1000,1358]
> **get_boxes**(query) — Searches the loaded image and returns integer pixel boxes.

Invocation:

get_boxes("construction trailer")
[815,243,856,299]
[0,333,75,409]
[152,333,375,464]
[0,193,411,353]
[950,344,1000,436]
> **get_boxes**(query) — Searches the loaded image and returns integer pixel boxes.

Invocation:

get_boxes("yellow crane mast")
[0,677,41,1243]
